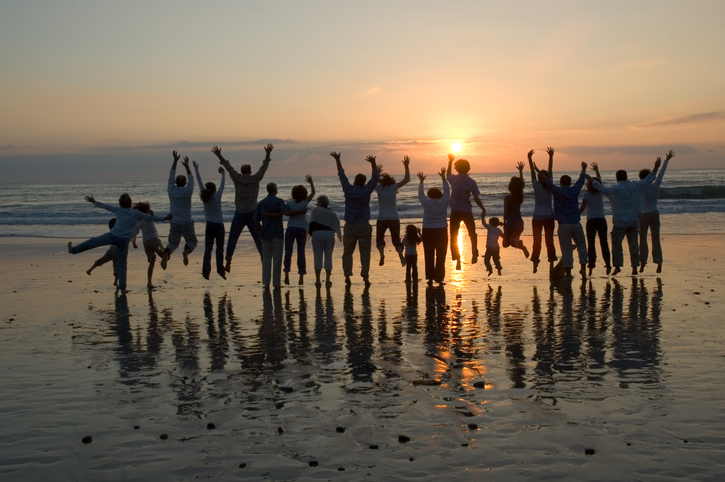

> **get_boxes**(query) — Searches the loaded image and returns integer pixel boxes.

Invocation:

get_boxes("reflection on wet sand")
[90,277,665,414]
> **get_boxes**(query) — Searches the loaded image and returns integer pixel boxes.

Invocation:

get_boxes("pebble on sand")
[159,434,168,440]
[239,463,247,469]
[277,426,285,434]
[82,436,93,444]
[398,435,411,443]
[207,423,216,430]
[309,461,318,467]
[473,380,486,388]
[134,425,140,430]
[467,423,478,430]
[369,445,379,450]
[584,448,595,455]
[336,426,346,433]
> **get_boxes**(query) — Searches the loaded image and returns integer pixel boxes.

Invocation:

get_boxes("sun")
[451,142,462,153]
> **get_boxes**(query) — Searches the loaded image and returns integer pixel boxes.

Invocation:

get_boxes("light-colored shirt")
[285,199,309,229]
[582,191,605,220]
[642,157,670,213]
[95,202,161,240]
[532,180,554,220]
[447,174,480,212]
[195,166,225,224]
[401,236,419,256]
[168,169,194,224]
[482,222,504,248]
[134,218,160,242]
[221,158,269,214]
[419,182,450,229]
[375,184,400,220]
[593,172,655,228]
[339,168,380,224]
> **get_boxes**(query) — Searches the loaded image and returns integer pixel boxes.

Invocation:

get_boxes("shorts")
[143,237,164,262]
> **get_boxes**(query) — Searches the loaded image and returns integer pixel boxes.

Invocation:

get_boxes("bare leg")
[378,246,385,266]
[285,272,290,285]
[325,269,332,287]
[147,258,156,289]
[298,274,304,285]
[315,270,322,286]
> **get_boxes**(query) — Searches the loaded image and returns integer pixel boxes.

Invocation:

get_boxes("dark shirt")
[338,168,380,224]
[544,173,586,224]
[253,194,289,239]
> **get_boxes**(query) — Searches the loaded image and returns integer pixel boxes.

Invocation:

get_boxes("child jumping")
[132,202,166,289]
[401,224,421,282]
[481,210,504,276]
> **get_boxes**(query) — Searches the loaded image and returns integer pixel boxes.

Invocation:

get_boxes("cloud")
[561,144,697,157]
[90,139,299,152]
[354,86,382,97]
[632,112,722,128]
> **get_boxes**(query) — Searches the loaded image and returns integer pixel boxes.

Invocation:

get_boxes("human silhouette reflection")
[203,292,230,372]
[584,281,607,382]
[404,281,420,335]
[343,285,375,382]
[170,311,202,415]
[502,304,527,389]
[111,294,141,380]
[314,286,339,363]
[449,293,482,363]
[531,286,556,397]
[423,285,448,358]
[257,288,287,371]
[285,289,311,362]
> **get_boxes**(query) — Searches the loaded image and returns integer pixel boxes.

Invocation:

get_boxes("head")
[489,217,500,227]
[240,164,252,175]
[508,176,525,195]
[537,169,550,184]
[427,187,443,199]
[354,173,367,186]
[175,175,187,187]
[118,193,132,208]
[639,168,651,180]
[291,184,308,202]
[453,159,471,174]
[133,201,150,213]
[379,173,396,187]
[586,178,599,193]
[266,182,278,195]
[405,224,421,244]
[316,195,330,207]
[616,170,628,182]
[200,182,217,203]
[559,175,572,187]
[108,218,116,230]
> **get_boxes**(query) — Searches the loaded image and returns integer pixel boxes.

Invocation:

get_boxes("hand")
[666,150,676,160]
[584,173,593,181]
[218,166,224,174]
[377,164,384,173]
[447,153,455,162]
[165,213,173,221]
[581,161,587,171]
[365,155,377,165]
[132,242,138,249]
[438,167,446,180]
[211,146,222,157]
[527,149,535,160]
[261,210,270,217]
[85,195,95,204]
[654,157,662,170]
[173,150,180,162]
[264,143,274,156]
[417,172,427,182]
[590,161,599,171]
[330,151,341,161]
[305,174,313,184]
[192,160,199,169]
[546,147,555,157]
[516,161,525,172]
[402,155,410,167]
[182,156,190,169]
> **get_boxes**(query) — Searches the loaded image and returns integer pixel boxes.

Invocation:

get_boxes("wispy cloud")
[354,86,382,97]
[632,112,722,128]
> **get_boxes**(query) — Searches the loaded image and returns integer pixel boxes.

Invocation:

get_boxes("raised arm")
[655,150,675,186]
[590,162,602,182]
[305,174,315,203]
[527,149,536,182]
[397,155,411,189]
[171,150,180,172]
[546,147,555,178]
[193,161,203,188]
[212,145,238,177]
[366,155,380,174]
[446,153,454,180]
[330,151,343,172]
[181,156,192,176]
[217,167,225,195]
[365,155,381,191]
[516,161,525,180]
[417,172,427,203]
[579,198,588,214]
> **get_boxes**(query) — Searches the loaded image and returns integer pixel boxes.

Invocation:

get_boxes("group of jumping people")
[68,144,675,292]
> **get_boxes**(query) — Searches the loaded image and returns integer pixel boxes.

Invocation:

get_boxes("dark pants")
[405,254,418,281]
[203,221,225,277]
[639,211,662,265]
[423,227,448,282]
[284,226,307,275]
[484,246,502,272]
[586,217,610,269]
[227,210,262,261]
[450,210,478,261]
[531,217,557,263]
[72,233,129,290]
[376,219,402,249]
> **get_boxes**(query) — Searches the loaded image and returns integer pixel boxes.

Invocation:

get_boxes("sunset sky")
[1,1,724,182]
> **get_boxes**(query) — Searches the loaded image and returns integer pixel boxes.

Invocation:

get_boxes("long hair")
[379,173,396,187]
[133,201,150,213]
[291,184,308,202]
[200,182,217,203]
[405,224,421,245]
[508,176,525,204]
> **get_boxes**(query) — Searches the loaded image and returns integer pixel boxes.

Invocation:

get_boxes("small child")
[86,218,119,286]
[401,224,421,282]
[133,202,165,289]
[481,212,504,276]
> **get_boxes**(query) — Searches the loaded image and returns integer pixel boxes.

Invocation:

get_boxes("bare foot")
[182,251,189,266]
[497,269,502,276]
[86,269,92,275]
[219,273,226,280]
[606,266,611,275]
[656,263,662,273]
[68,242,73,254]
[379,255,385,266]
[326,281,332,287]
[225,260,231,273]
[298,275,304,285]
[284,272,290,285]
[487,270,493,277]
[522,245,529,259]
[532,261,539,274]
[471,250,478,264]
[147,284,155,290]
[455,260,462,270]
[639,264,645,273]
[588,267,593,276]
[345,276,351,285]
[160,251,169,270]
[631,267,638,275]
[363,277,371,287]
[611,267,621,275]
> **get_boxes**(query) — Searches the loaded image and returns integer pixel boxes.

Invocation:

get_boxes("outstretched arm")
[446,153,454,180]
[212,145,238,177]
[590,162,602,182]
[472,194,484,211]
[171,150,180,171]
[305,174,315,203]
[330,151,343,172]
[181,156,192,176]
[397,155,411,188]
[516,161,525,180]
[527,150,536,182]
[366,155,380,173]
[546,147,554,178]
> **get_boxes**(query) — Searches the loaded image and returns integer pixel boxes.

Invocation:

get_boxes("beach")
[1,234,724,481]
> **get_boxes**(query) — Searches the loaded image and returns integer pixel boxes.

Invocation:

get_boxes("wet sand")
[1,235,724,480]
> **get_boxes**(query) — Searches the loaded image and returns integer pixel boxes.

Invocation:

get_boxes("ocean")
[2,169,725,239]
